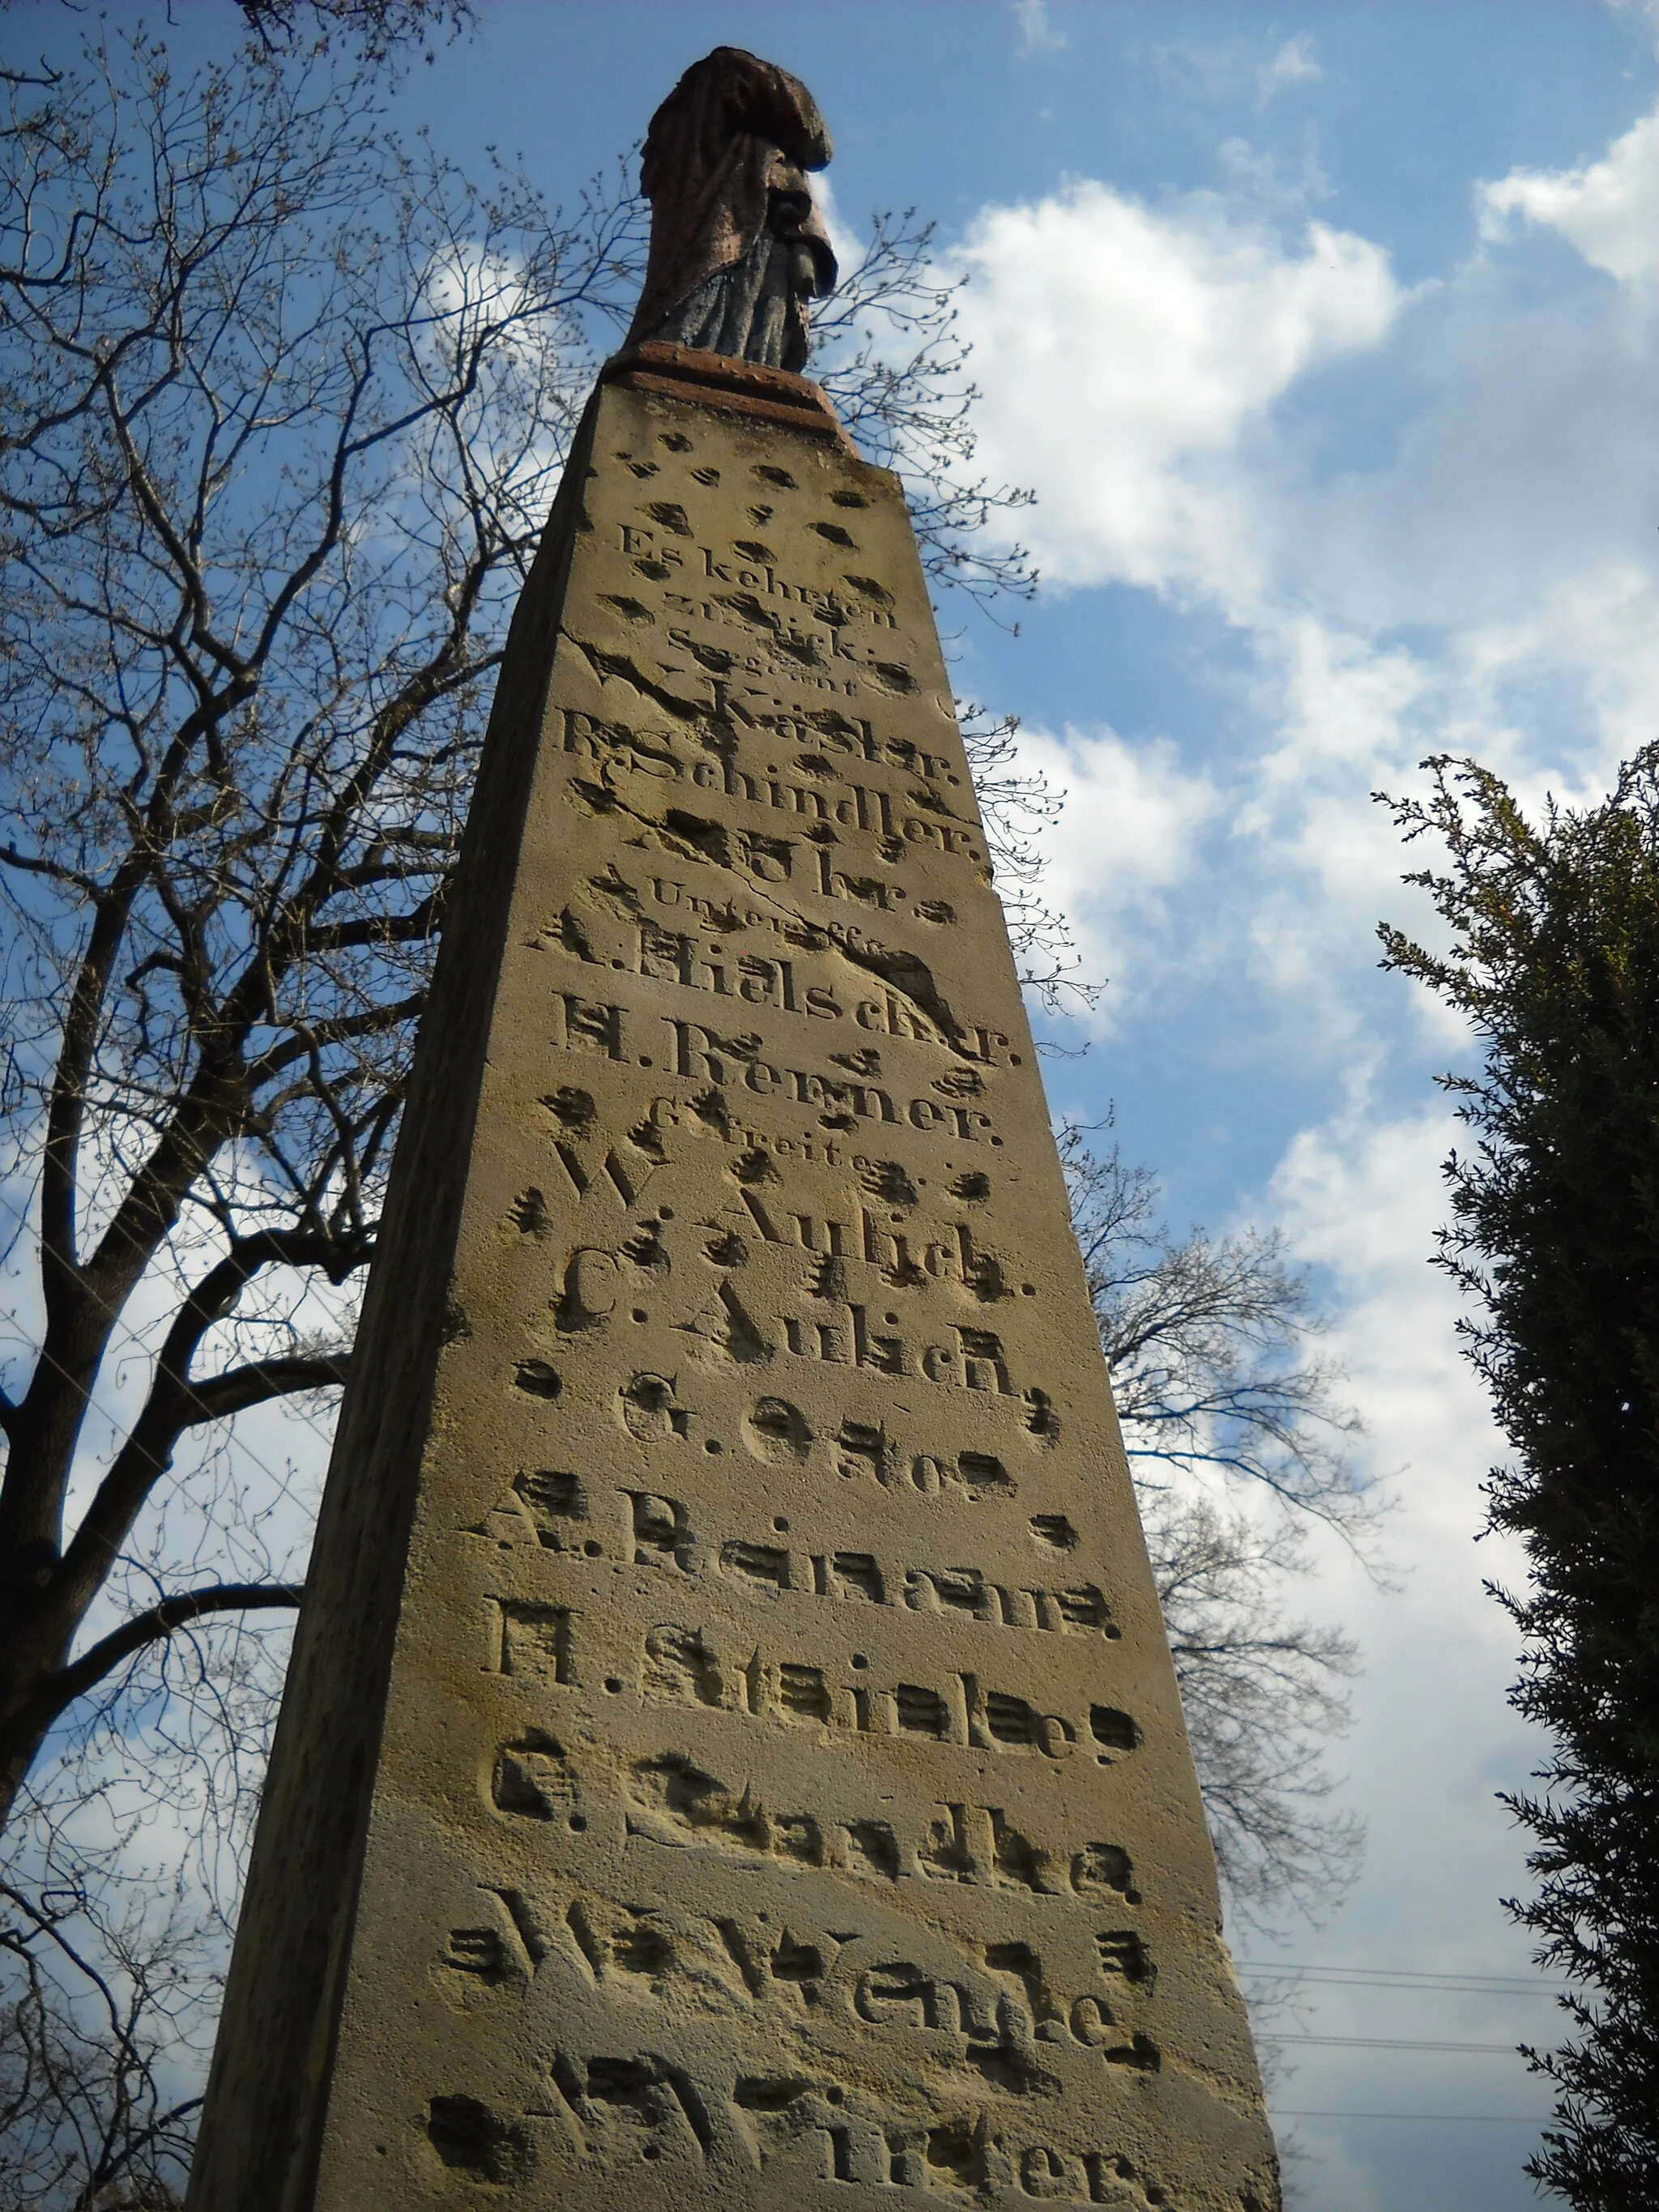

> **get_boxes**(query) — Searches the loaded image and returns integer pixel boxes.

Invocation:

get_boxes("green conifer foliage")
[1380,748,1659,2210]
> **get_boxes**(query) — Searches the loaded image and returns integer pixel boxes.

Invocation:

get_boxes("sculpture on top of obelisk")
[625,45,838,374]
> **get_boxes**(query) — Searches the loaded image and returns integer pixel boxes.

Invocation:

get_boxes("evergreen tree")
[1380,747,1659,2210]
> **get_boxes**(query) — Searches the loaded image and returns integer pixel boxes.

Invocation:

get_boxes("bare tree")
[813,228,1037,617]
[1145,1499,1361,1921]
[0,1877,207,2210]
[237,0,475,62]
[1060,1121,1369,1924]
[958,704,1097,1009]
[0,28,597,1840]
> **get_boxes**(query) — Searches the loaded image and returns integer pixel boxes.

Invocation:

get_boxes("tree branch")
[58,1352,349,1617]
[24,1582,305,1741]
[180,1353,350,1427]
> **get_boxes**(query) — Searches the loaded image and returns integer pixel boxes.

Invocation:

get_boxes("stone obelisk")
[188,49,1278,2212]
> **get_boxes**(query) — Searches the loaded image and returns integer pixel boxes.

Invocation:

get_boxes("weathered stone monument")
[187,48,1278,2212]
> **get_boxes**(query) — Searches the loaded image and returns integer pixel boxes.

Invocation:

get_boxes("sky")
[17,2,1659,2204]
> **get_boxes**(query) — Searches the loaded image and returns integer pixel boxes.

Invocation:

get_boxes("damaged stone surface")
[186,360,1280,2211]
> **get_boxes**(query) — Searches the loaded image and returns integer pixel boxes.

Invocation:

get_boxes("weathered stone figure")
[186,49,1278,2212]
[626,45,837,374]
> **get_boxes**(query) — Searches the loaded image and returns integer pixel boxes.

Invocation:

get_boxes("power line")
[1239,1959,1567,1997]
[1275,2108,1545,2125]
[1239,1959,1559,1989]
[1268,2032,1519,2055]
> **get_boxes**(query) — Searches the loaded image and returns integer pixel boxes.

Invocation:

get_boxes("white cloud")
[1230,624,1431,1015]
[1256,33,1323,108]
[955,183,1401,596]
[1010,722,1218,1010]
[1478,103,1659,288]
[1256,619,1430,790]
[955,94,1659,1080]
[1215,133,1333,215]
[1013,0,1068,56]
[1273,1109,1452,1319]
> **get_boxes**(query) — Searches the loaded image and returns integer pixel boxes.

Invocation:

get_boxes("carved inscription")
[470,1476,1119,1639]
[464,446,1193,2193]
[538,882,1012,1063]
[481,1737,1141,1906]
[423,2059,1179,2205]
[437,1879,1159,2082]
[486,1601,1138,1768]
[561,708,983,863]
[551,991,1001,1145]
[278,386,1282,2212]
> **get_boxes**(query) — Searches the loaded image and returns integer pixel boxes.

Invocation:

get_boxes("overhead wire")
[1274,2108,1545,2125]
[1268,2032,1520,2054]
[1238,1959,1569,1997]
[1242,1954,1572,2091]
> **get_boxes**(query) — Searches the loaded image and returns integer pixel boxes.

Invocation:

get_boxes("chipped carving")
[513,1358,561,1400]
[628,1489,695,1570]
[1096,1932,1152,1985]
[556,1246,621,1330]
[620,1371,690,1441]
[619,1756,1127,1910]
[642,1624,725,1707]
[1089,1707,1141,1758]
[743,1393,812,1461]
[629,1621,1102,1760]
[491,1600,573,1686]
[467,1468,585,1550]
[1071,1845,1139,1903]
[425,2095,535,2184]
[491,1734,582,1824]
[675,1278,774,1364]
[508,1185,552,1237]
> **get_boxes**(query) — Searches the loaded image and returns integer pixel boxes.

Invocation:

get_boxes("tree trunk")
[0,1571,84,1832]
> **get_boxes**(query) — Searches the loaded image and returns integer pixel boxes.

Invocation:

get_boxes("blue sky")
[21,2,1659,2202]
